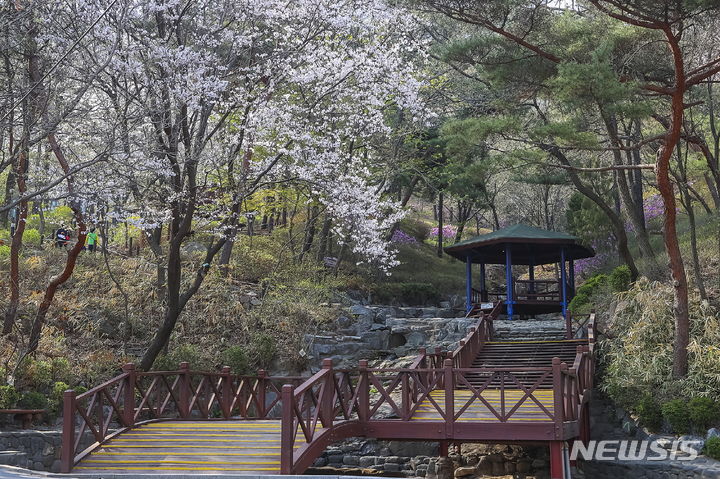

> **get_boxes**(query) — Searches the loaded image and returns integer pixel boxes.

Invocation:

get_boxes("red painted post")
[221,366,232,418]
[179,362,190,418]
[121,363,135,427]
[320,359,333,427]
[60,390,76,473]
[280,384,295,474]
[549,441,565,479]
[358,360,369,422]
[401,372,410,420]
[552,357,563,439]
[566,312,573,339]
[257,369,267,418]
[444,359,454,438]
[439,440,449,457]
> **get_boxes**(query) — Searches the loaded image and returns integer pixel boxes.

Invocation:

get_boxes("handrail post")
[358,360,369,423]
[552,357,563,439]
[179,362,191,418]
[257,369,267,418]
[320,359,334,427]
[60,390,76,473]
[444,359,454,438]
[121,363,136,427]
[566,312,573,340]
[221,366,232,418]
[280,384,295,474]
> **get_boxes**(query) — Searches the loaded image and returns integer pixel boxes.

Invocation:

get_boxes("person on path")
[86,228,98,253]
[55,225,69,248]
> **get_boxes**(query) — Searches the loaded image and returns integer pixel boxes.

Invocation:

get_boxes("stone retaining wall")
[0,430,62,472]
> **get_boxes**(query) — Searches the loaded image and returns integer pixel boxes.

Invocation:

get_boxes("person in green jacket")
[87,228,98,253]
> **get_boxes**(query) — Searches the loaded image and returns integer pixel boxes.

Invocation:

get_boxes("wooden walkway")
[63,309,595,479]
[75,420,285,474]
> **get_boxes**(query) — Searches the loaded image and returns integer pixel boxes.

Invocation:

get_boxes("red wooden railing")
[63,310,597,475]
[61,363,305,473]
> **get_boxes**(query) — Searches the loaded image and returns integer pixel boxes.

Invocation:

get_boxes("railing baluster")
[257,369,267,418]
[358,360,369,422]
[280,384,294,474]
[320,359,333,428]
[179,362,190,418]
[61,390,76,473]
[444,359,454,438]
[122,363,135,427]
[552,357,563,439]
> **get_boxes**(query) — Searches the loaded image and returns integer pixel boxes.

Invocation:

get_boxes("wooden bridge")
[61,306,596,479]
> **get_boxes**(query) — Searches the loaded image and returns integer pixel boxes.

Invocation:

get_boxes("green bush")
[51,382,70,413]
[608,265,632,292]
[689,397,719,431]
[705,437,720,460]
[46,205,74,223]
[17,391,48,410]
[0,385,19,409]
[222,346,250,374]
[662,399,692,434]
[0,244,10,259]
[23,228,41,246]
[569,273,607,313]
[17,358,54,392]
[635,394,663,432]
[252,333,276,369]
[154,344,211,371]
[371,282,440,305]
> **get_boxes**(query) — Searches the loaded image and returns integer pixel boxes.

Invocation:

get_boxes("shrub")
[51,357,73,384]
[0,385,19,409]
[601,279,720,406]
[662,399,692,434]
[689,397,719,431]
[17,391,48,410]
[568,273,607,313]
[706,437,720,460]
[371,282,440,305]
[608,265,632,292]
[252,333,276,369]
[17,358,54,392]
[635,394,663,432]
[0,245,10,259]
[154,344,211,371]
[51,382,70,413]
[222,346,250,375]
[22,228,41,246]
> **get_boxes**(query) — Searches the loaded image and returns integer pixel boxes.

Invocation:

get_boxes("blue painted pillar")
[465,256,473,313]
[505,244,514,320]
[568,259,575,298]
[479,263,487,302]
[560,248,568,319]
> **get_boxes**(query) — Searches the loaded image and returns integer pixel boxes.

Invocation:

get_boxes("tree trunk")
[27,133,87,354]
[602,112,656,260]
[437,191,443,258]
[2,125,28,335]
[547,146,639,278]
[659,30,689,378]
[300,205,319,260]
[385,175,420,241]
[316,216,332,262]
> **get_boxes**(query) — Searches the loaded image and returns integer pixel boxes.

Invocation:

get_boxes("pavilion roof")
[444,224,595,265]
